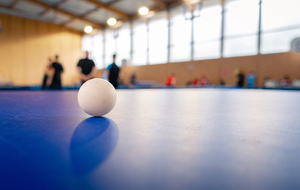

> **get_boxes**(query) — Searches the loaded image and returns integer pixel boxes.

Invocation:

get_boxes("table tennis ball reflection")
[78,78,116,116]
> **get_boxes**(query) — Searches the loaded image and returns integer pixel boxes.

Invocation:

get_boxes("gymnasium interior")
[1,1,300,190]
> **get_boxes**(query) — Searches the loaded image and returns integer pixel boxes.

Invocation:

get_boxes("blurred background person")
[165,73,176,87]
[220,79,226,86]
[130,72,137,86]
[247,71,256,88]
[50,55,63,90]
[192,75,207,87]
[280,75,291,87]
[41,57,54,90]
[193,77,199,87]
[77,51,96,85]
[106,54,120,89]
[200,75,208,86]
[236,70,245,88]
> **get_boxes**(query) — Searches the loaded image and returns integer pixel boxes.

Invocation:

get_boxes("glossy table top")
[1,89,300,190]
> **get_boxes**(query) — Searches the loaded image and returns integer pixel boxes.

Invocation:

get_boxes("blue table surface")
[1,89,300,190]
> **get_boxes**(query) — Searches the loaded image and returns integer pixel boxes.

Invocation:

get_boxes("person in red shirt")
[192,75,207,87]
[193,78,199,87]
[165,73,176,87]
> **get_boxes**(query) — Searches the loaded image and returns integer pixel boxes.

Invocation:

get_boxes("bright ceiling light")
[138,7,149,16]
[107,18,117,26]
[84,26,93,33]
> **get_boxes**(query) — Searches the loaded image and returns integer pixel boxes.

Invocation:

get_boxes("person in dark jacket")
[50,55,63,90]
[77,51,96,85]
[106,54,120,89]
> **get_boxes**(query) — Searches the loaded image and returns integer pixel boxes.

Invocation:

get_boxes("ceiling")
[0,0,183,33]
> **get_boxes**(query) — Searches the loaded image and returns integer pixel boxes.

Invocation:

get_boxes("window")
[81,35,92,52]
[193,0,222,60]
[148,11,168,64]
[261,0,300,31]
[170,6,192,62]
[223,0,259,57]
[104,29,117,67]
[224,36,257,56]
[116,23,131,66]
[261,28,300,54]
[83,0,300,66]
[91,32,104,69]
[132,19,148,65]
[261,0,300,54]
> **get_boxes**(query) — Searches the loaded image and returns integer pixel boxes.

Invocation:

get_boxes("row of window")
[82,0,300,68]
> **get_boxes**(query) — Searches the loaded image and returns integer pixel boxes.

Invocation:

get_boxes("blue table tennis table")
[1,89,300,190]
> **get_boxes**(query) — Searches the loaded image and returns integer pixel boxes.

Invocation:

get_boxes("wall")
[97,52,300,87]
[0,13,82,86]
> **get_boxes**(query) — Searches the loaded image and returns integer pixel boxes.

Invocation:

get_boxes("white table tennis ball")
[78,78,117,117]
